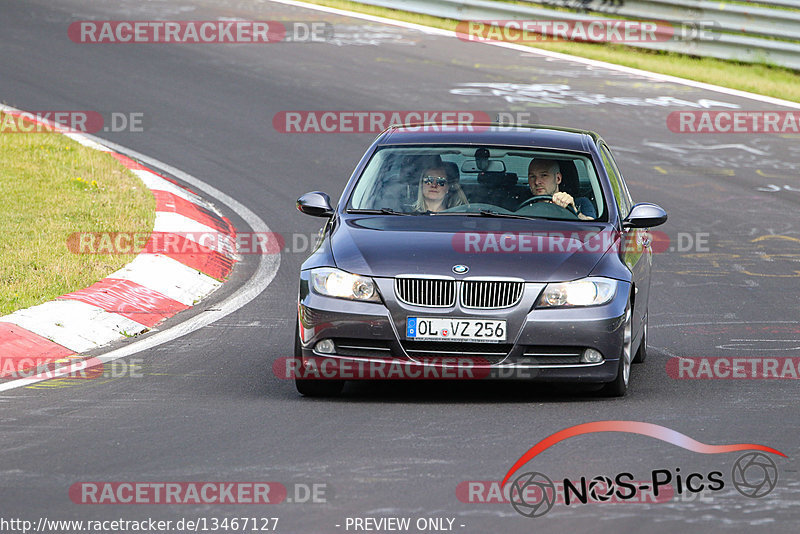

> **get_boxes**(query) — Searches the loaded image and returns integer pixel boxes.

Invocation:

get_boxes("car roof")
[377,123,602,152]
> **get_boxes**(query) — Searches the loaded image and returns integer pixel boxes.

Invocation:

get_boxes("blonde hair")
[411,166,468,212]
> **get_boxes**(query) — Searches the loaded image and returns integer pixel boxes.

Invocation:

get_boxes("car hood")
[331,216,617,282]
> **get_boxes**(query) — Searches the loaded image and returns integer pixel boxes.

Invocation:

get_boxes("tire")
[599,304,632,397]
[293,321,344,397]
[632,313,647,364]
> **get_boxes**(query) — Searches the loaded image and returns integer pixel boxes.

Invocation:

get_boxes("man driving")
[527,159,596,220]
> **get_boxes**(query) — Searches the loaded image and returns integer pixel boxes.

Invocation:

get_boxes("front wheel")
[294,321,344,397]
[599,305,632,397]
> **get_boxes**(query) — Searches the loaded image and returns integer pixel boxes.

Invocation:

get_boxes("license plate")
[406,317,506,342]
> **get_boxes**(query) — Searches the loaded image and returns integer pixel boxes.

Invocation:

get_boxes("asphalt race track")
[1,1,799,532]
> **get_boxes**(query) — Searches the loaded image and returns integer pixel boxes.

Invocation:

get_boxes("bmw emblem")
[452,264,469,274]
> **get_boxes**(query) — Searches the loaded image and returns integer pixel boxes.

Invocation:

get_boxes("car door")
[599,142,652,331]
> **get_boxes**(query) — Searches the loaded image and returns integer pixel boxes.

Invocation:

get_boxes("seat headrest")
[442,161,460,183]
[555,160,580,198]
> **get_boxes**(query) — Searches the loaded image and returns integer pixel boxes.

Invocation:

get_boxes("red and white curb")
[0,106,239,380]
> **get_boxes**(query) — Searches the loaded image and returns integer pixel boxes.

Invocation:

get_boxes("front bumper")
[296,274,629,383]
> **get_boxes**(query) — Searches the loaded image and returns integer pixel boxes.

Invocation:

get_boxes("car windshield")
[347,145,606,221]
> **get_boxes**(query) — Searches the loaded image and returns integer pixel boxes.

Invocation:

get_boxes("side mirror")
[297,191,334,218]
[622,203,667,228]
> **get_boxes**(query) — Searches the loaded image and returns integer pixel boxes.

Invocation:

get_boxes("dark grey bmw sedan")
[294,124,666,397]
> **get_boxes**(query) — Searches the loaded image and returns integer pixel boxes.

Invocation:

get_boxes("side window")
[599,143,632,219]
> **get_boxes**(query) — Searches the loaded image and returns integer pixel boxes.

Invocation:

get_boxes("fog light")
[314,339,335,354]
[581,348,604,363]
[314,339,336,354]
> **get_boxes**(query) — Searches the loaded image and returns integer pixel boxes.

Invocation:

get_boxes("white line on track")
[0,136,281,392]
[269,0,800,110]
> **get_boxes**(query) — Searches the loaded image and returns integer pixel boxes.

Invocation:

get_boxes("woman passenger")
[410,165,468,213]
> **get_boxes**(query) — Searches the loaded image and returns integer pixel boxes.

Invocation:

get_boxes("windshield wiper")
[426,210,532,218]
[346,208,417,216]
[475,209,536,220]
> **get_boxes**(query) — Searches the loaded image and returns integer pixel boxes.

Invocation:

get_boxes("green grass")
[305,0,800,103]
[0,112,155,315]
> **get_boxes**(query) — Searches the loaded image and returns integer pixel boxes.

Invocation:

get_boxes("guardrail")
[525,0,800,41]
[344,0,800,70]
[729,0,800,8]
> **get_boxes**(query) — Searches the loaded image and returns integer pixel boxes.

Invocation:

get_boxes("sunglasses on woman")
[422,176,448,187]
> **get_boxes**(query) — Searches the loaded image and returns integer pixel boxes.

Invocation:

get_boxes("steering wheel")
[515,194,578,216]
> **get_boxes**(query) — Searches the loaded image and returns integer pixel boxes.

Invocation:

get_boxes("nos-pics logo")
[502,421,784,518]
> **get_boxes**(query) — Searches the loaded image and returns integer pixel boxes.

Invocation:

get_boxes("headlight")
[536,277,617,308]
[310,268,381,302]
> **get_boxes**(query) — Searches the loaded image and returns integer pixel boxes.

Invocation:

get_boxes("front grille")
[505,346,584,365]
[331,338,393,358]
[401,340,512,364]
[461,280,524,309]
[395,277,455,307]
[515,356,582,365]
